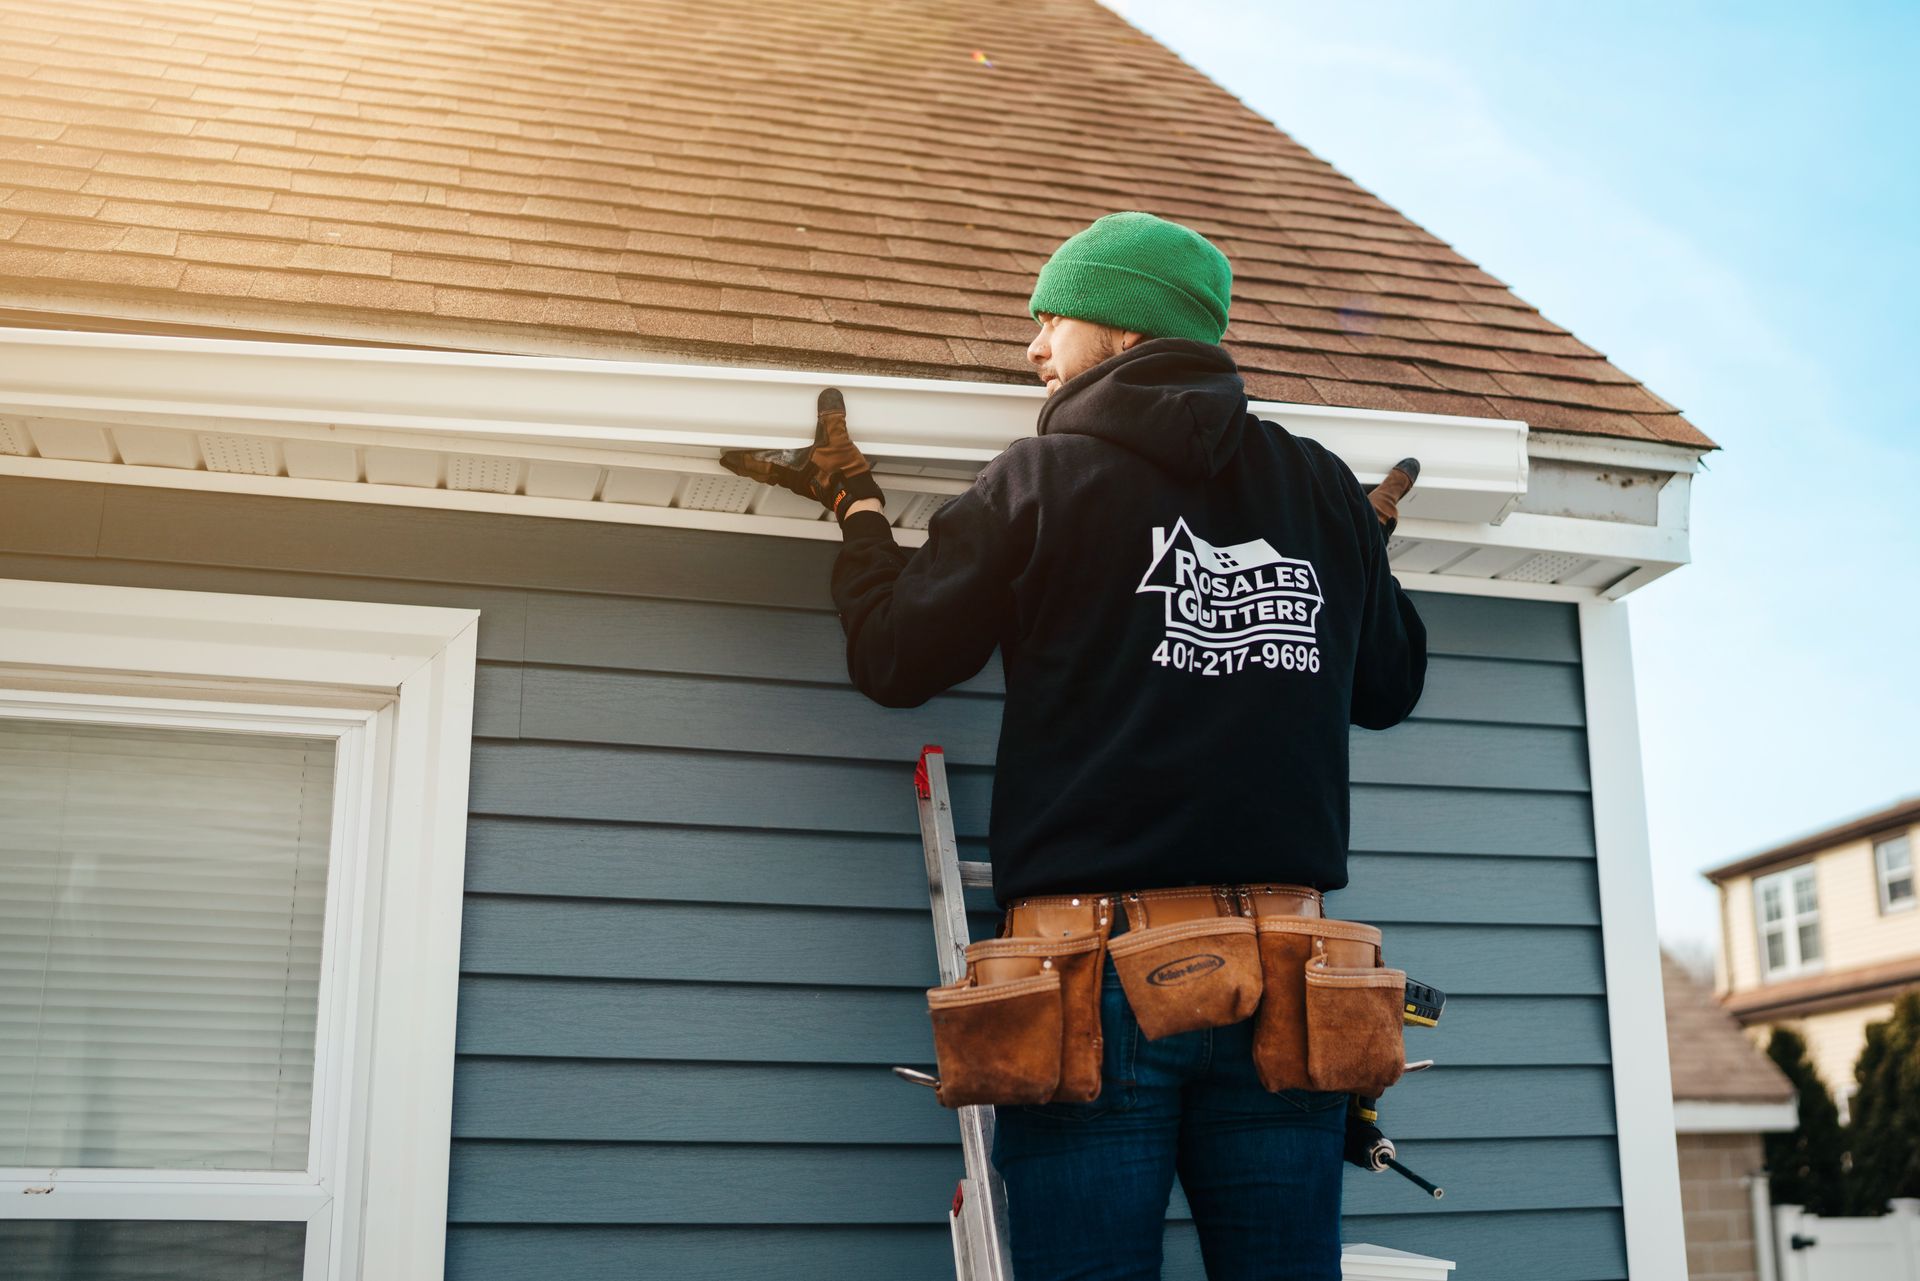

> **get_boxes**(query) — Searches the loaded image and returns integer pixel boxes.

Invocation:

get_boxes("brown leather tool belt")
[922,881,1407,1110]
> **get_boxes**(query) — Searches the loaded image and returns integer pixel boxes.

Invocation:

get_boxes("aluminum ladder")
[893,743,1015,1281]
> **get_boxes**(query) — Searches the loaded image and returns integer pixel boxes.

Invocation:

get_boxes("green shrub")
[1843,989,1920,1215]
[1764,1026,1850,1215]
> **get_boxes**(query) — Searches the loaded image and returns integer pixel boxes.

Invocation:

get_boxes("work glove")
[718,387,885,523]
[1362,457,1420,539]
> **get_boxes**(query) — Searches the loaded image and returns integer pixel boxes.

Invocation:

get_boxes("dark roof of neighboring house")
[1662,950,1795,1104]
[0,0,1713,448]
[1702,795,1920,883]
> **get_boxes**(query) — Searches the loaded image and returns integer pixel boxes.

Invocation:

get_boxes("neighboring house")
[1704,796,1920,1121]
[0,2,1716,1279]
[1663,949,1799,1281]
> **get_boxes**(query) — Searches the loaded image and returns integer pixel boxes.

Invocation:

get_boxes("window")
[0,579,478,1281]
[1876,832,1914,913]
[1754,863,1822,979]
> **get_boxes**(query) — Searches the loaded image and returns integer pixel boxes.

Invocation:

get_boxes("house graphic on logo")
[1136,517,1325,650]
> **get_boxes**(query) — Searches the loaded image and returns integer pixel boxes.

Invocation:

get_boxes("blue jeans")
[990,953,1347,1280]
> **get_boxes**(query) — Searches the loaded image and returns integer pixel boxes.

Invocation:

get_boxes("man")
[723,211,1426,1279]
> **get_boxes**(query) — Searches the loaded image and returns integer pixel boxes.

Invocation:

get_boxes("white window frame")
[1753,863,1823,980]
[1874,831,1914,914]
[0,577,479,1281]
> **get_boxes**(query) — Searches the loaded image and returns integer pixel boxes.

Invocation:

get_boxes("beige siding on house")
[1746,1002,1899,1104]
[1717,829,1919,998]
[1722,877,1760,994]
[1818,833,1919,967]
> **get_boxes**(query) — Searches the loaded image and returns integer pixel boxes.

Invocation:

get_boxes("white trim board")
[0,577,479,1281]
[1673,1101,1800,1134]
[1580,599,1689,1279]
[0,325,1703,598]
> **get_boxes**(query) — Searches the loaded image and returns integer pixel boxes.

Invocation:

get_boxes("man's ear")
[1120,330,1146,351]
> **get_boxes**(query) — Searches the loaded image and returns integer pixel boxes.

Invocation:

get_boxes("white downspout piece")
[1749,1168,1780,1281]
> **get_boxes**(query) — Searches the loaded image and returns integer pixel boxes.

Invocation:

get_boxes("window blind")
[0,717,334,1171]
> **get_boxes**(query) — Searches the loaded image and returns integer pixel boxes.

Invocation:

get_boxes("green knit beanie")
[1028,211,1232,344]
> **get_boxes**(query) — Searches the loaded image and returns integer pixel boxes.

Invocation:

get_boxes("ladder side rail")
[915,748,974,987]
[914,747,1014,1281]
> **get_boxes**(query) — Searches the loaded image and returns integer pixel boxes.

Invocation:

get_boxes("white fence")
[1775,1199,1920,1281]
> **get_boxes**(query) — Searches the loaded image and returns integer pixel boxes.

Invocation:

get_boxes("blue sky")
[1103,0,1920,955]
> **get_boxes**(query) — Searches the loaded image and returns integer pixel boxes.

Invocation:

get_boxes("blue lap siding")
[0,478,1623,1280]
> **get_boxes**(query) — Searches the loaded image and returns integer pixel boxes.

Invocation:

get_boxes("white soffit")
[0,326,1698,598]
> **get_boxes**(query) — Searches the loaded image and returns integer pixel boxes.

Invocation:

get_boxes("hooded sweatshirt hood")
[1035,336,1248,481]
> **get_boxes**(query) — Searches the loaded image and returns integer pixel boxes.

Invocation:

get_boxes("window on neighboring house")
[1875,832,1914,913]
[1755,863,1822,979]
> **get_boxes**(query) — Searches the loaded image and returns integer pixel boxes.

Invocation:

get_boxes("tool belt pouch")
[924,930,1107,1109]
[1302,936,1407,1097]
[1108,893,1262,1041]
[926,963,1061,1110]
[964,933,1106,1103]
[1252,918,1388,1094]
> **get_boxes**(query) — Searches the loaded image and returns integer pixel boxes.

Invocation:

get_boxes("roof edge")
[1724,955,1920,1022]
[1703,795,1920,882]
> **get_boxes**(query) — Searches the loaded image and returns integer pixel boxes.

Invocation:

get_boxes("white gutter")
[0,327,1524,525]
[0,326,1696,596]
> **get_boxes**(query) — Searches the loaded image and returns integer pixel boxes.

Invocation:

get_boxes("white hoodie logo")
[1137,517,1325,675]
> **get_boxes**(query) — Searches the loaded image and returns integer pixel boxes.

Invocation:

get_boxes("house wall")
[1720,831,1920,996]
[1744,1002,1899,1112]
[0,476,1630,1281]
[1677,1131,1765,1281]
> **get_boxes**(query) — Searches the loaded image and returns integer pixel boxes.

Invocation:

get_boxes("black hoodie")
[831,337,1426,906]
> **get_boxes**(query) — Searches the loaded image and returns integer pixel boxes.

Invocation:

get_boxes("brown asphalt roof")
[0,0,1713,449]
[1662,950,1794,1105]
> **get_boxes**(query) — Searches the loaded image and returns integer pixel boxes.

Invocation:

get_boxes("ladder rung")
[957,860,994,889]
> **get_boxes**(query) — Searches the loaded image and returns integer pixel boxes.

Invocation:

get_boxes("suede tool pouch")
[1109,915,1262,1040]
[1252,918,1383,1093]
[1303,951,1407,1096]
[963,933,1107,1103]
[925,969,1062,1109]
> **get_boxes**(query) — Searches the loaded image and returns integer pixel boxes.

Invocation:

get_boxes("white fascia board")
[1528,429,1708,475]
[0,326,1526,525]
[1672,1100,1800,1134]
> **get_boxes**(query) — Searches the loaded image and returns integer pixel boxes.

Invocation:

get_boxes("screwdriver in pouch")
[1342,974,1446,1196]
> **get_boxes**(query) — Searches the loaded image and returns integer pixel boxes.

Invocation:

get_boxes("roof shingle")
[0,0,1713,447]
[1662,951,1795,1105]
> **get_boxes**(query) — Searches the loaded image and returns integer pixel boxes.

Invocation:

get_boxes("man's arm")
[1345,464,1428,729]
[831,454,1028,709]
[715,386,1026,707]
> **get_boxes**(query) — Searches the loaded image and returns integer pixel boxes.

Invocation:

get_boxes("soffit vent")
[673,474,757,513]
[0,419,30,456]
[200,433,279,476]
[1497,551,1592,583]
[892,492,954,530]
[447,454,519,494]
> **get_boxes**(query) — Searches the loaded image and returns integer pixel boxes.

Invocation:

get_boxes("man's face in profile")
[1027,312,1140,396]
